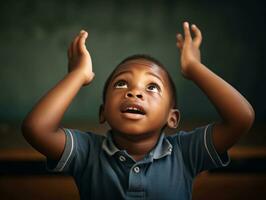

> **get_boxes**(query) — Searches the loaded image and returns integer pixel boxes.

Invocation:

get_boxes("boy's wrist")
[181,61,203,80]
[188,63,210,83]
[68,69,94,86]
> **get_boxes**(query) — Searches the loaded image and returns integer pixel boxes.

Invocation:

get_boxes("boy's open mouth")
[121,104,146,115]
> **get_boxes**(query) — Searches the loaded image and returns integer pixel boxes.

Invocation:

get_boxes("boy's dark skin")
[99,60,179,161]
[22,22,255,162]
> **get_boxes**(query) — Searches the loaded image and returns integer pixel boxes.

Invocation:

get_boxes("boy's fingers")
[176,33,184,49]
[72,33,80,56]
[78,30,88,54]
[191,24,202,48]
[67,43,72,59]
[183,22,192,42]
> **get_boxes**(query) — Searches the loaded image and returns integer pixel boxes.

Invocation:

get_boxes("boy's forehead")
[118,59,158,69]
[113,59,169,81]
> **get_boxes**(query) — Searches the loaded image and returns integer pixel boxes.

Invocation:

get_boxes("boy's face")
[101,59,177,136]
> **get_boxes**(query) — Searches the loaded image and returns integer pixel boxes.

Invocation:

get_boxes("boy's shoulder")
[62,128,107,146]
[63,128,106,136]
[165,124,213,150]
[166,124,209,138]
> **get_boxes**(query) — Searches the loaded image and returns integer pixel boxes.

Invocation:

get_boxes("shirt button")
[168,147,172,152]
[133,166,140,173]
[119,155,126,162]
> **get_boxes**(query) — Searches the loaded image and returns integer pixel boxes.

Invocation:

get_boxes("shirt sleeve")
[177,123,230,177]
[46,128,92,178]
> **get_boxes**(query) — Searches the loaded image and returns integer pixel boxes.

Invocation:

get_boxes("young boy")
[22,22,254,200]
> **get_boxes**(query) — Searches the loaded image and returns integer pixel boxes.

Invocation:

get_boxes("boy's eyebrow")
[111,70,132,81]
[111,70,165,86]
[145,71,165,86]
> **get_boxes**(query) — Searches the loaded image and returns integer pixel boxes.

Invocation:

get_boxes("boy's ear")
[99,104,106,124]
[167,109,180,129]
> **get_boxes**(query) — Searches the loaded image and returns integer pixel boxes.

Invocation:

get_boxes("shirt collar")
[152,132,173,159]
[102,131,120,156]
[102,130,173,160]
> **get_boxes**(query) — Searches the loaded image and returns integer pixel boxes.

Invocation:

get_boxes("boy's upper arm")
[212,122,249,155]
[42,128,66,161]
[23,127,67,161]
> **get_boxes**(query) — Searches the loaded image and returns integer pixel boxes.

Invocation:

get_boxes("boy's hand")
[68,30,95,86]
[176,22,202,79]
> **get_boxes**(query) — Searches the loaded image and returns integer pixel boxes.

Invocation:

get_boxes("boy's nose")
[125,90,143,99]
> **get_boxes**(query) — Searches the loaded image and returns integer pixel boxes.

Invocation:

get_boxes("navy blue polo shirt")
[47,124,230,200]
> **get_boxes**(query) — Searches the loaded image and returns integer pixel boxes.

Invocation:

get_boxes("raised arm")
[176,22,255,154]
[21,30,94,160]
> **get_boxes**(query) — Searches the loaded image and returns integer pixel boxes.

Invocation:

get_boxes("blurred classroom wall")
[0,0,265,199]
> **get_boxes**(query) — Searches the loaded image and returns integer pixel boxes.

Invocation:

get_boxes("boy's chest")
[78,152,193,200]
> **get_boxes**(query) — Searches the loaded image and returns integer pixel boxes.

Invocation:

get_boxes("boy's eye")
[114,80,128,88]
[146,83,161,93]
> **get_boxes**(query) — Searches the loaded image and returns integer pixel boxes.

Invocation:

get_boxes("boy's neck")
[111,130,161,161]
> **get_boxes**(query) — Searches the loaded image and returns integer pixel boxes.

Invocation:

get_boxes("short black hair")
[102,54,178,108]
